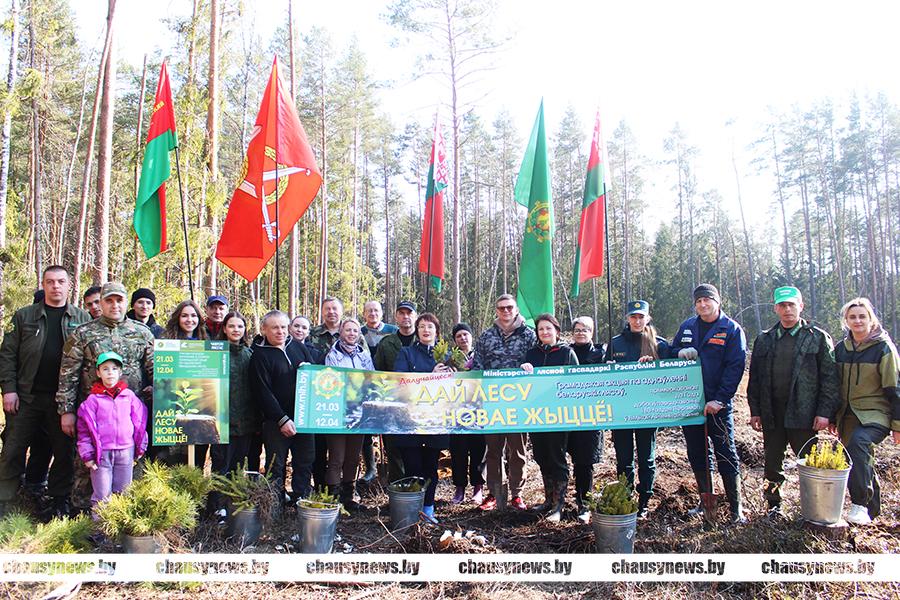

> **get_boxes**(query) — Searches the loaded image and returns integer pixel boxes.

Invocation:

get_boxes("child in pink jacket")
[76,351,148,514]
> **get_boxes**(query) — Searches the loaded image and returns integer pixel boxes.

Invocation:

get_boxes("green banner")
[152,340,230,446]
[293,359,705,434]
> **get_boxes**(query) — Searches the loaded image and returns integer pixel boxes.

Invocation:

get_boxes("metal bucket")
[592,511,638,553]
[387,477,426,531]
[121,534,161,554]
[797,436,852,525]
[798,461,851,525]
[297,501,340,553]
[227,507,262,546]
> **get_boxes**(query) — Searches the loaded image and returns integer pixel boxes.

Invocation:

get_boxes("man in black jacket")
[0,266,90,517]
[249,310,316,502]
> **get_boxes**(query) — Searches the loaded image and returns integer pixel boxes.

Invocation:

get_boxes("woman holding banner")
[392,313,451,524]
[155,300,208,466]
[521,313,578,523]
[324,318,372,511]
[567,316,605,523]
[604,301,669,519]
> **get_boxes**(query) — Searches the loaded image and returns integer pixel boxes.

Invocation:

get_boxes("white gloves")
[678,347,699,360]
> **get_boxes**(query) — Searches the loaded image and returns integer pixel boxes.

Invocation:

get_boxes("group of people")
[0,265,897,532]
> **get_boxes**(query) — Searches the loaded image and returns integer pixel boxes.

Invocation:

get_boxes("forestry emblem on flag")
[525,201,552,243]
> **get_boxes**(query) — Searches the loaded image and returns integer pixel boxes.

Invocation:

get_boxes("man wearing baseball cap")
[670,283,748,523]
[373,300,418,482]
[204,295,229,339]
[56,282,155,515]
[747,286,840,517]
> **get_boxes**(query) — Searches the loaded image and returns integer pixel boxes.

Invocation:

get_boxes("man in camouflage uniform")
[0,265,90,518]
[56,282,154,512]
[470,294,537,511]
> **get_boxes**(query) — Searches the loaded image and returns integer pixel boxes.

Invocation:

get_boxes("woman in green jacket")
[834,297,900,525]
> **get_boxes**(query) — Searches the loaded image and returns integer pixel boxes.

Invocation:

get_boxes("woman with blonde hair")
[834,297,900,525]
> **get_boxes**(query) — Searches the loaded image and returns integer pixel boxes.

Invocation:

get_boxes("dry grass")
[1,375,898,598]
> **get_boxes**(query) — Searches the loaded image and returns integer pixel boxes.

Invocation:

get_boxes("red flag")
[215,58,322,282]
[418,114,448,291]
[570,111,608,297]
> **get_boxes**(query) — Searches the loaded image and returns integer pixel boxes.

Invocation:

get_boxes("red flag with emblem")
[215,57,322,282]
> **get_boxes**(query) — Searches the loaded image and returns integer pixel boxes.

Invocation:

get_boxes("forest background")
[1,0,899,347]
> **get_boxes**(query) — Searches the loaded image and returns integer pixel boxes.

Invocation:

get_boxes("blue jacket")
[670,311,747,408]
[392,341,449,449]
[604,326,670,363]
[395,341,444,373]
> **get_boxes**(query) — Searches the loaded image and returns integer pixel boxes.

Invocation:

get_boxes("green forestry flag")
[134,60,178,259]
[515,101,554,324]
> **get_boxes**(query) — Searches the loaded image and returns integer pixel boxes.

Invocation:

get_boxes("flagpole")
[604,187,613,353]
[174,145,195,301]
[274,62,281,311]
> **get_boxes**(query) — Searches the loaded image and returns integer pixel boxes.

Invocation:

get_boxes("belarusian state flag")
[570,111,608,297]
[515,101,554,325]
[215,57,322,282]
[134,60,177,259]
[418,114,448,292]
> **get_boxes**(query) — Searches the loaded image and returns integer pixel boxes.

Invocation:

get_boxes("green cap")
[96,351,124,368]
[773,286,802,305]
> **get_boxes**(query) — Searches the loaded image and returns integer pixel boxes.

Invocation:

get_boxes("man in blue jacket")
[670,284,748,524]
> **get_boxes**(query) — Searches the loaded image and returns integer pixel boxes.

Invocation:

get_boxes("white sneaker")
[846,503,872,525]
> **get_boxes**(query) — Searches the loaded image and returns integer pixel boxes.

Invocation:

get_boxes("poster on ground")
[293,359,705,434]
[152,339,230,446]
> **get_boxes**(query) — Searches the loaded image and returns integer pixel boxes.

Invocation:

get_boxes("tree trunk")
[92,0,117,285]
[203,0,220,297]
[0,0,20,254]
[732,147,761,334]
[29,9,41,285]
[73,19,113,302]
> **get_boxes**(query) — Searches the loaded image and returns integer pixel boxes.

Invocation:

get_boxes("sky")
[72,0,900,234]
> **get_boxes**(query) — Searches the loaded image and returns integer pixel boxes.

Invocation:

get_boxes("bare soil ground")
[2,376,899,599]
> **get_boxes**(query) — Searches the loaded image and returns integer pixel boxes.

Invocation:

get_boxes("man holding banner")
[249,310,317,502]
[471,294,536,511]
[671,284,748,524]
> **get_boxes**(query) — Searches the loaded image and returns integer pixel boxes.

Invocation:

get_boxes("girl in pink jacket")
[76,352,148,514]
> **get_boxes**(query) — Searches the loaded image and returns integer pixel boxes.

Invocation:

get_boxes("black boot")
[49,496,70,520]
[340,481,365,512]
[360,436,377,483]
[722,473,747,524]
[687,470,711,517]
[546,480,567,523]
[533,476,553,513]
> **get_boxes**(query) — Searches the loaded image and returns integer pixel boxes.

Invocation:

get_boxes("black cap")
[693,284,720,305]
[452,322,472,337]
[131,287,156,308]
[396,300,416,312]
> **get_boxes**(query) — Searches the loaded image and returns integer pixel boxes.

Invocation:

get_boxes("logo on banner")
[313,368,344,400]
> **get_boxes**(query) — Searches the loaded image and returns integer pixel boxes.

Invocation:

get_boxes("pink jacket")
[76,386,148,465]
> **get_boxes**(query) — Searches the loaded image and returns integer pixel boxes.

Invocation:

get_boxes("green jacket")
[0,302,90,404]
[373,332,408,371]
[228,342,259,436]
[747,319,841,430]
[834,331,900,433]
[55,316,155,415]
